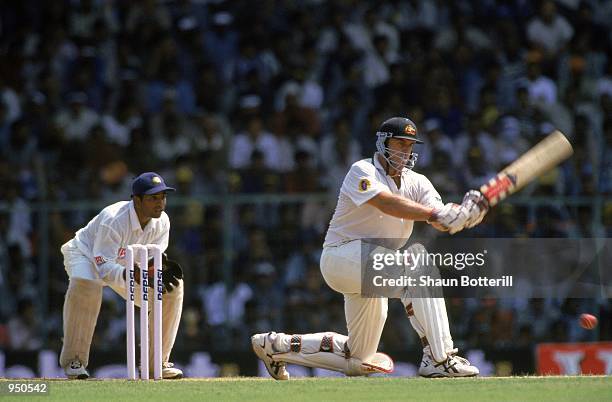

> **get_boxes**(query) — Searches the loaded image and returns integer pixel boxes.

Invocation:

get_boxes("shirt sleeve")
[416,175,444,209]
[148,214,170,253]
[340,162,388,206]
[92,223,126,285]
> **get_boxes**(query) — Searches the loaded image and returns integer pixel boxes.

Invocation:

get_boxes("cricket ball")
[579,313,598,330]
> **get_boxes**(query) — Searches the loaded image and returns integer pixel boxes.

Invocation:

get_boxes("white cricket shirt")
[64,200,170,285]
[323,154,443,250]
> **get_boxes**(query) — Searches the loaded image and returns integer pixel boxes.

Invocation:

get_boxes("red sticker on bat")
[482,173,517,203]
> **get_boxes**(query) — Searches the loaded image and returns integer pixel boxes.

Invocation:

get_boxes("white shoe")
[162,362,183,379]
[251,332,290,380]
[64,359,89,380]
[418,352,479,378]
[138,362,184,379]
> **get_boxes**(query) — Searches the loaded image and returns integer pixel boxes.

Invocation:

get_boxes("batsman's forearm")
[367,192,434,221]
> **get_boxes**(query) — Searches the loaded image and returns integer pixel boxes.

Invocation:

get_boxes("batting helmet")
[375,117,422,173]
[376,117,424,144]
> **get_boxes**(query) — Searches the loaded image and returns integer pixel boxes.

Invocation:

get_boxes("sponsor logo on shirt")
[359,178,371,192]
[118,248,126,258]
[94,256,106,266]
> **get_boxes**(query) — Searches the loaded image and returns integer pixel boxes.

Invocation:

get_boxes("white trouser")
[61,242,105,283]
[267,240,387,375]
[320,240,453,361]
[320,240,388,362]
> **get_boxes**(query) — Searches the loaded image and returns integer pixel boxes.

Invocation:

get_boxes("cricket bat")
[480,130,574,206]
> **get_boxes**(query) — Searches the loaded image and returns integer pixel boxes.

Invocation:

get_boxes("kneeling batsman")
[251,193,486,380]
[251,117,488,380]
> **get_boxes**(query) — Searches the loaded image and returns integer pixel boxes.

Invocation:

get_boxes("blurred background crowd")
[0,0,611,359]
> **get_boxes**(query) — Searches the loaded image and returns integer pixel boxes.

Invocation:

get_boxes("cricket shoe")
[138,362,184,379]
[64,359,89,380]
[162,362,183,379]
[251,332,290,380]
[418,352,479,378]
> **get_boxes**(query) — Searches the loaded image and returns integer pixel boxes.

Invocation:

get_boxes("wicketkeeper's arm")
[92,223,127,288]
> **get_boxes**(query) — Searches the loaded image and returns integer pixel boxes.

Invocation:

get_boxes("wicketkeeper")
[252,117,488,378]
[59,172,184,379]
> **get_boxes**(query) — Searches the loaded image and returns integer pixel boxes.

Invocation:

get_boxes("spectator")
[54,92,99,141]
[526,0,574,59]
[101,98,142,147]
[150,96,192,163]
[249,261,283,332]
[416,118,454,169]
[453,114,497,169]
[599,118,612,194]
[203,12,239,84]
[7,299,42,350]
[229,115,280,171]
[523,60,558,105]
[320,117,362,191]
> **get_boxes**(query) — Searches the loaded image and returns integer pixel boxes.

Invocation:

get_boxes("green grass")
[1,376,611,402]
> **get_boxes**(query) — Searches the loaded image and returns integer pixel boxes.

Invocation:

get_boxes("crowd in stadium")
[0,0,611,355]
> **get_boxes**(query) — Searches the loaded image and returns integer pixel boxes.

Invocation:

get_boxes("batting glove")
[461,190,489,229]
[428,203,471,235]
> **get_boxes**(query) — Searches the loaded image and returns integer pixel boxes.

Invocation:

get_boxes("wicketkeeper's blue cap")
[131,172,176,196]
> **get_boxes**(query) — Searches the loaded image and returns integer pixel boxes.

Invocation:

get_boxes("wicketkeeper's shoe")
[251,332,290,380]
[138,362,184,379]
[64,359,89,380]
[418,352,479,378]
[162,362,183,379]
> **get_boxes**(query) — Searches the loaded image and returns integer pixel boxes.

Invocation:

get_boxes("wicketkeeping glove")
[160,253,183,293]
[128,253,184,293]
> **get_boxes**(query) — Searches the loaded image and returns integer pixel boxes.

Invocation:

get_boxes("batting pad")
[59,278,103,368]
[407,297,453,362]
[403,297,454,356]
[271,332,393,376]
[399,242,454,361]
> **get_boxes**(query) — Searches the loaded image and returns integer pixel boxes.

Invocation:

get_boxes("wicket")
[125,244,163,380]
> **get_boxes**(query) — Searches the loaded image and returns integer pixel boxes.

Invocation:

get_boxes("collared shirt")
[323,153,443,250]
[68,200,170,282]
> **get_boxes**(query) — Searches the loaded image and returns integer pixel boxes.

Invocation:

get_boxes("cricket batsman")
[59,172,184,379]
[252,117,488,378]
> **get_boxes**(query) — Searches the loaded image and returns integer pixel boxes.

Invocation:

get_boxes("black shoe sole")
[419,373,478,378]
[66,373,89,380]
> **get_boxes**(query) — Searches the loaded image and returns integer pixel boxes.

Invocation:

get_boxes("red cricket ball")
[579,313,598,330]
